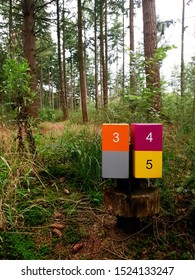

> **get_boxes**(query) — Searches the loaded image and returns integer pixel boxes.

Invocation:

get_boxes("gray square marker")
[102,151,129,178]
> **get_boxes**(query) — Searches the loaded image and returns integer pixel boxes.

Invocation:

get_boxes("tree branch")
[35,0,56,14]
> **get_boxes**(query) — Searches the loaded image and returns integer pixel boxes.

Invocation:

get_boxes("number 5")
[146,159,153,169]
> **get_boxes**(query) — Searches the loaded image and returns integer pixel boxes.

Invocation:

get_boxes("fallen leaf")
[54,211,65,219]
[63,188,70,195]
[72,243,84,254]
[52,228,62,237]
[50,223,65,229]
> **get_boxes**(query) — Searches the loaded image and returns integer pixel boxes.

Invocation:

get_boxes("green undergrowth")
[36,124,102,192]
[0,232,41,260]
[0,101,195,259]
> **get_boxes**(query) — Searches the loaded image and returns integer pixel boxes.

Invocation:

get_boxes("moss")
[0,232,41,260]
[63,221,81,245]
[23,206,51,226]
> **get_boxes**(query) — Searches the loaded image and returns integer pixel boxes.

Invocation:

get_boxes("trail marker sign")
[102,123,130,178]
[102,123,163,179]
[131,123,163,178]
[102,122,163,232]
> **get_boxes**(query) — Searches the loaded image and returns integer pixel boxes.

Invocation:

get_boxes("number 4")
[146,132,153,142]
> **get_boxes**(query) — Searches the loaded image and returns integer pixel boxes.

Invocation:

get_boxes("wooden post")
[102,123,162,234]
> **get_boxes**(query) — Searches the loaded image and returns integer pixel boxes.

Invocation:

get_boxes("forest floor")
[0,122,195,260]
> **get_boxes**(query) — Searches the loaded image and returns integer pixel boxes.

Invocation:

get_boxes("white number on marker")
[113,132,120,143]
[146,132,153,142]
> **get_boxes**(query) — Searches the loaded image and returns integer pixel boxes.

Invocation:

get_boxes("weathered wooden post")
[103,123,162,233]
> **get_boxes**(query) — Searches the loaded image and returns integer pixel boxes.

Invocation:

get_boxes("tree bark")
[104,187,160,218]
[94,0,98,111]
[104,0,108,106]
[22,0,38,118]
[62,0,68,113]
[142,0,161,112]
[181,0,185,99]
[100,0,108,109]
[40,56,44,108]
[78,0,88,123]
[122,7,125,97]
[83,23,89,100]
[129,0,135,93]
[70,51,74,111]
[9,0,14,52]
[57,0,68,120]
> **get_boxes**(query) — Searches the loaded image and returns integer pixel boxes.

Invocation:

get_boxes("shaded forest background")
[0,0,194,260]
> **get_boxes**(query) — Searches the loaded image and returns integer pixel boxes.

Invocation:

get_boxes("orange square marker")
[102,124,130,152]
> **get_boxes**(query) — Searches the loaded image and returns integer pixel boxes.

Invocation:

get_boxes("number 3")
[113,132,120,143]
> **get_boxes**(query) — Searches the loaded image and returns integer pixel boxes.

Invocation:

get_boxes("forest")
[0,0,194,260]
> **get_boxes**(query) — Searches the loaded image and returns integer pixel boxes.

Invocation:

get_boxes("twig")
[103,247,127,260]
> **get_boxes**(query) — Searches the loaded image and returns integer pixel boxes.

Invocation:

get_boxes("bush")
[39,108,63,122]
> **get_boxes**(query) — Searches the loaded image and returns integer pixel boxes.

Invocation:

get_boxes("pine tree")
[142,0,161,113]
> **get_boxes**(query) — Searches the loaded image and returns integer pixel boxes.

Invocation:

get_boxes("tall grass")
[0,124,49,229]
[37,123,102,191]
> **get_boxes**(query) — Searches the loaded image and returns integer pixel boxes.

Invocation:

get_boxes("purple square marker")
[131,123,163,151]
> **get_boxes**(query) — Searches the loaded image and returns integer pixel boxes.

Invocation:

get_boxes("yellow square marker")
[133,151,162,178]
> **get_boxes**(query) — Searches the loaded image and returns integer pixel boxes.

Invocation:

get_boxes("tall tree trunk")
[78,0,88,123]
[40,56,44,108]
[142,0,161,113]
[56,0,68,120]
[22,0,38,118]
[122,7,125,97]
[181,0,185,99]
[62,0,68,112]
[83,24,89,99]
[104,0,108,106]
[94,0,98,111]
[100,1,104,106]
[115,50,119,96]
[100,0,108,109]
[100,60,103,105]
[52,87,54,110]
[48,67,52,108]
[70,51,74,111]
[129,0,135,93]
[9,0,14,52]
